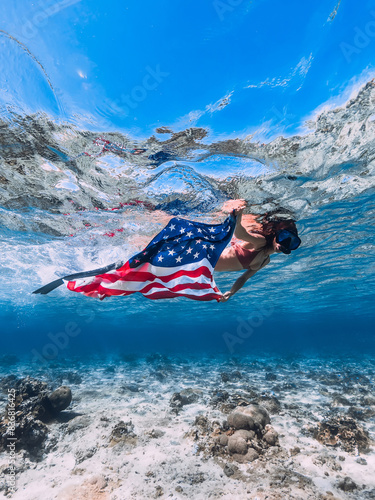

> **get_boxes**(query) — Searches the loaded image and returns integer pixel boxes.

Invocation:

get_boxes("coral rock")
[218,434,228,446]
[314,416,370,453]
[227,411,255,431]
[48,386,72,413]
[263,425,279,446]
[233,429,255,440]
[227,404,270,431]
[232,448,259,463]
[227,435,248,455]
[337,476,358,492]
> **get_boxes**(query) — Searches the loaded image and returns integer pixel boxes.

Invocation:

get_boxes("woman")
[33,199,300,302]
[215,200,301,302]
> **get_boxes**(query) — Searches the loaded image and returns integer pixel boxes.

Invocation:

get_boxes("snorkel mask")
[275,229,301,254]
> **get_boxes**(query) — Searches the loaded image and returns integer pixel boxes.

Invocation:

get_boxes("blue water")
[1,6,375,500]
[0,0,374,365]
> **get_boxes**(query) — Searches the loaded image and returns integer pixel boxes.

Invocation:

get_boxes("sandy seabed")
[0,353,374,500]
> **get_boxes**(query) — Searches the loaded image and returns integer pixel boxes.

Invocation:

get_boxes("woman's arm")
[234,211,266,248]
[219,255,270,302]
[219,268,258,302]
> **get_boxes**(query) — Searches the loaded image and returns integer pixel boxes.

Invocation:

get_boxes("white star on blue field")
[129,216,236,268]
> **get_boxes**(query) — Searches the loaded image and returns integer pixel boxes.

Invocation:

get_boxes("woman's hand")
[221,199,247,214]
[219,291,232,302]
[233,207,244,217]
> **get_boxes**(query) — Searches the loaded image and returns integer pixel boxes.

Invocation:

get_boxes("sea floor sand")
[0,353,374,499]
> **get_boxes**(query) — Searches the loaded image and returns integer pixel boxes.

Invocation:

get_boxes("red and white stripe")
[64,258,221,301]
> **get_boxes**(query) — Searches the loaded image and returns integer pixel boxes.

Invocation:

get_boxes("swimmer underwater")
[215,199,301,302]
[32,198,301,302]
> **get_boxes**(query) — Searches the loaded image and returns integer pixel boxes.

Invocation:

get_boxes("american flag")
[65,214,236,301]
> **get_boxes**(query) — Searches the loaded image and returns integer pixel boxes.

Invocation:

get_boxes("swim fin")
[32,261,123,295]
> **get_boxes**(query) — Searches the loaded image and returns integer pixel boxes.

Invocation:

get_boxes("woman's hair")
[242,211,298,249]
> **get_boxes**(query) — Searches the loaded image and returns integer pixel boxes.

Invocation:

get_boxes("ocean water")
[0,83,374,360]
[1,1,375,498]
